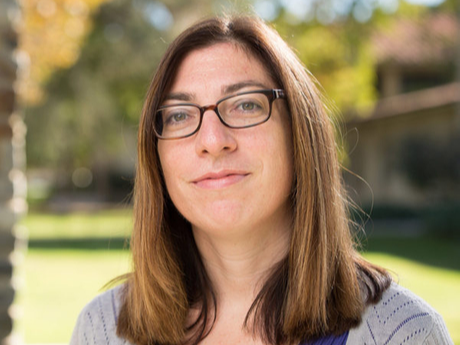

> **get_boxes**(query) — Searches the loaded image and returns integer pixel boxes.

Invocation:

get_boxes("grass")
[20,209,133,240]
[14,210,133,344]
[13,211,460,344]
[15,250,130,344]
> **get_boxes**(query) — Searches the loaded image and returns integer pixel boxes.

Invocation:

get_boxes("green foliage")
[25,0,167,171]
[273,11,384,118]
[359,203,420,220]
[423,202,460,240]
[358,202,460,240]
[399,134,460,190]
[437,0,459,12]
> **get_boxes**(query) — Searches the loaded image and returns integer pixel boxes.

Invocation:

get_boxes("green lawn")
[15,249,130,344]
[15,210,133,344]
[21,209,133,239]
[14,211,460,344]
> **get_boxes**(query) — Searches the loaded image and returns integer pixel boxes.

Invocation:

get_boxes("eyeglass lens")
[154,91,277,139]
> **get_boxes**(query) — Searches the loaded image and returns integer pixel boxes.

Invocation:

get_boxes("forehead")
[169,42,274,95]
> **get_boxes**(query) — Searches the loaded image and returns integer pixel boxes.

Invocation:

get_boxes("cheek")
[267,117,294,183]
[157,143,186,194]
[249,130,293,204]
[272,144,294,193]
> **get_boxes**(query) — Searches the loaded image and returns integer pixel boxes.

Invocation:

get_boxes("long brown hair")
[116,15,391,345]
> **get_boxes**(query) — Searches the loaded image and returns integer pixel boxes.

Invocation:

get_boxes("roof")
[349,82,460,124]
[372,13,459,66]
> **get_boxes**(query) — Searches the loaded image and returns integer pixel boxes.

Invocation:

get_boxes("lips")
[192,170,249,189]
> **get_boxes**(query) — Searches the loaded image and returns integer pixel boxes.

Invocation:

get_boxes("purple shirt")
[300,331,349,345]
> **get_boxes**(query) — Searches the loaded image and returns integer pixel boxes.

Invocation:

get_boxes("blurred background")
[0,0,459,343]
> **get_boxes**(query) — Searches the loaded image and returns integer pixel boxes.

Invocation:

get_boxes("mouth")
[192,170,250,189]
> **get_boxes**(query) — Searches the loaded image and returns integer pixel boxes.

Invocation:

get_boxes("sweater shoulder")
[70,284,130,345]
[347,282,453,345]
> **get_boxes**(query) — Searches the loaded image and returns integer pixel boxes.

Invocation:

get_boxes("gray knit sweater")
[70,282,453,345]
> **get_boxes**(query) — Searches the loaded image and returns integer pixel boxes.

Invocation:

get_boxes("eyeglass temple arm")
[274,89,286,99]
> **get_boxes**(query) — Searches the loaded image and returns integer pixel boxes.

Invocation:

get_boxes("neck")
[192,211,291,304]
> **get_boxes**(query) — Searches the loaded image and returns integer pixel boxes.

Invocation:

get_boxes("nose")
[195,108,237,156]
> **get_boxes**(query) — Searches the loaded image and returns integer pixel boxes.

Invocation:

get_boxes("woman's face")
[158,43,294,237]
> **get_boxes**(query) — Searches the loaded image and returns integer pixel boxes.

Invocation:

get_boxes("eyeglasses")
[153,89,286,140]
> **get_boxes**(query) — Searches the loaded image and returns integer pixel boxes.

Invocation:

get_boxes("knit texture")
[70,283,453,345]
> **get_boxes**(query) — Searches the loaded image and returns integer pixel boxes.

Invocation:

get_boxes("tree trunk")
[0,0,27,344]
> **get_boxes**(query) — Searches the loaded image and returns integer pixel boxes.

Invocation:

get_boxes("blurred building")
[345,13,460,209]
[0,0,27,344]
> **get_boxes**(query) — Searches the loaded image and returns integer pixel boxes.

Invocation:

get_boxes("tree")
[25,0,167,172]
[18,0,112,105]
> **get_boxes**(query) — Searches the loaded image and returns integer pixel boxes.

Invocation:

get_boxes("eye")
[162,107,197,126]
[169,112,188,123]
[235,100,262,113]
[239,102,258,111]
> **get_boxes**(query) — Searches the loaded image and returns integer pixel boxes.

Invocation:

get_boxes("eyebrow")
[164,80,269,102]
[223,81,268,95]
[164,92,195,102]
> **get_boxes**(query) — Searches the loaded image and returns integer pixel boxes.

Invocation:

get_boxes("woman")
[70,15,453,345]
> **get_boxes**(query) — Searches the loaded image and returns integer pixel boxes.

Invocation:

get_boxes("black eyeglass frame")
[154,89,286,140]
